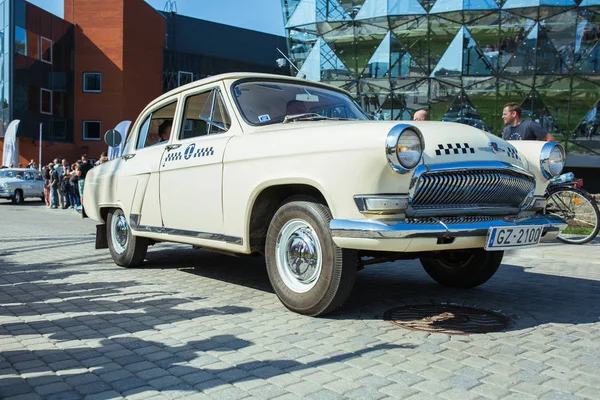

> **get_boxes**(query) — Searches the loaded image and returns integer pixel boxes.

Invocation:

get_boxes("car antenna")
[276,48,306,79]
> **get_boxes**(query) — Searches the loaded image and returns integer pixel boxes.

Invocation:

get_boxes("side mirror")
[104,129,123,147]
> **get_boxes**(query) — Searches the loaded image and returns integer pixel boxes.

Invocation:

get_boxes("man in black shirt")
[501,103,556,142]
[76,154,93,200]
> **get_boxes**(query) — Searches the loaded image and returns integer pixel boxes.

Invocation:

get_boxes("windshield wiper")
[282,113,352,124]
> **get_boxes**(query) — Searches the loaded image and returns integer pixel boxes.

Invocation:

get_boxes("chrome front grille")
[411,169,535,209]
[405,216,497,224]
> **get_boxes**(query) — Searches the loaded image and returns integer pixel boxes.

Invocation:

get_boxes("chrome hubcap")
[275,219,322,293]
[111,210,129,254]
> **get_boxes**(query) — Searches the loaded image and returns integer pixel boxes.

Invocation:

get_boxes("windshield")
[232,80,368,126]
[0,170,18,178]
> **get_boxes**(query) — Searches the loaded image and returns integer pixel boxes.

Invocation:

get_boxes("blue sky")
[26,0,286,36]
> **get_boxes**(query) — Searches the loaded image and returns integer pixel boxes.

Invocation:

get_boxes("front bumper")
[0,189,14,198]
[330,214,567,252]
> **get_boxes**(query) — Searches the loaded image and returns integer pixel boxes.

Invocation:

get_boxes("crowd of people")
[40,152,108,210]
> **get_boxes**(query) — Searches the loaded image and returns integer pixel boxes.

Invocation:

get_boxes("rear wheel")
[107,208,148,267]
[11,190,23,205]
[546,188,600,245]
[420,249,503,288]
[265,198,357,316]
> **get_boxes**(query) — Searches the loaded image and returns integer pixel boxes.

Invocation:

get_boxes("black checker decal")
[506,147,520,160]
[435,143,475,156]
[194,147,215,158]
[165,152,183,162]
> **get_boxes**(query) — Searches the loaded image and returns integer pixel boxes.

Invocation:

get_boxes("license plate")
[485,226,543,250]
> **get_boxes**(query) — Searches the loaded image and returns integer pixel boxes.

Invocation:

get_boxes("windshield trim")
[230,78,366,127]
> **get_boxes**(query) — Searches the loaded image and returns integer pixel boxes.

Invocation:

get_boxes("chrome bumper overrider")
[330,214,567,240]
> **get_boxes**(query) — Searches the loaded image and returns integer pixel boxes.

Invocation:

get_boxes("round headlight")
[540,142,565,179]
[386,125,424,174]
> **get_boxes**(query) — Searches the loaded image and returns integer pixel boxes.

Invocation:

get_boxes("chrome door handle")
[122,154,136,161]
[166,144,181,150]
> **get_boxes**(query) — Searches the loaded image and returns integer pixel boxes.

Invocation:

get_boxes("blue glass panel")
[317,0,352,22]
[0,2,4,28]
[431,27,465,77]
[281,0,302,23]
[286,0,315,28]
[297,40,321,80]
[355,0,386,19]
[431,0,498,13]
[15,0,25,29]
[388,0,427,15]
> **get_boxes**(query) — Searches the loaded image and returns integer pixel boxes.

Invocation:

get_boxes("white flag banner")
[2,120,21,167]
[107,120,131,161]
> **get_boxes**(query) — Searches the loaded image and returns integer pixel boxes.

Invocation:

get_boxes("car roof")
[1,168,34,172]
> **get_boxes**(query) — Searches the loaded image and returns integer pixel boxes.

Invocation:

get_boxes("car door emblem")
[184,143,195,160]
[479,142,506,154]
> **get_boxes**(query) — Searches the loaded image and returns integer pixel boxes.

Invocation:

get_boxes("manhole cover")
[383,304,511,335]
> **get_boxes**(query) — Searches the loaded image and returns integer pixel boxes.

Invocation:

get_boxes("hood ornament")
[479,141,506,154]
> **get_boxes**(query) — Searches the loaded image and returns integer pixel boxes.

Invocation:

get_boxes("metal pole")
[38,123,42,171]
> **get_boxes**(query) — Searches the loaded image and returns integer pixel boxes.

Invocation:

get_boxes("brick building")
[0,0,287,167]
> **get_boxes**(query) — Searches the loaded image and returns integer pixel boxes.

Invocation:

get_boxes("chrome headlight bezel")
[540,142,565,179]
[385,124,424,174]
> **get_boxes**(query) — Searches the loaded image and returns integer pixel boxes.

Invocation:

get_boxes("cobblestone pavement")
[1,200,599,400]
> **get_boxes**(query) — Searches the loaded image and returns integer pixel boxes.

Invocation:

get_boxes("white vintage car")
[0,168,44,204]
[84,73,566,316]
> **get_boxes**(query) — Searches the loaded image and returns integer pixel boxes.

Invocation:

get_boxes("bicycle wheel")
[546,187,600,245]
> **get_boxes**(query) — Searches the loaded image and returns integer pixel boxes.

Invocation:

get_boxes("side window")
[24,172,33,180]
[36,173,43,181]
[136,101,177,149]
[179,89,231,140]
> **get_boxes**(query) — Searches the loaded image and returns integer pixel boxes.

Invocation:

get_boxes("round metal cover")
[383,304,511,335]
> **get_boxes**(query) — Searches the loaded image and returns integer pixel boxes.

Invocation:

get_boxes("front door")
[116,99,179,229]
[159,85,237,242]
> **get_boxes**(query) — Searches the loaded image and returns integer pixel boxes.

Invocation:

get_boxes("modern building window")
[83,120,101,140]
[83,72,101,92]
[15,26,26,55]
[40,37,52,64]
[51,120,66,140]
[178,71,193,86]
[40,88,52,115]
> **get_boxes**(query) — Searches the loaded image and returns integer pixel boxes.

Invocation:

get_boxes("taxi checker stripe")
[435,143,475,156]
[165,152,182,162]
[194,147,214,158]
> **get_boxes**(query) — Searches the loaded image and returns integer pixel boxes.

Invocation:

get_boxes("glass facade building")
[281,0,600,160]
[0,0,73,142]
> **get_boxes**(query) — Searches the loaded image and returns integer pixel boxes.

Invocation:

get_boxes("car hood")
[0,177,23,185]
[249,120,529,171]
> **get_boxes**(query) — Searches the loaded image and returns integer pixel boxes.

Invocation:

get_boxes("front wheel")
[265,198,357,316]
[546,188,600,245]
[420,249,503,288]
[11,189,23,205]
[107,208,148,267]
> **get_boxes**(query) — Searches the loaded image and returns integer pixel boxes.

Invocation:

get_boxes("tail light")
[574,179,584,189]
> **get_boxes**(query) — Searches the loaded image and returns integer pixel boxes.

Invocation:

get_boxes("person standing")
[48,163,59,209]
[42,163,51,206]
[76,154,93,208]
[501,103,556,141]
[69,163,80,209]
[59,159,71,209]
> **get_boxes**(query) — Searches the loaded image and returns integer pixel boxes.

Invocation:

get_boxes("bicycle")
[545,172,600,245]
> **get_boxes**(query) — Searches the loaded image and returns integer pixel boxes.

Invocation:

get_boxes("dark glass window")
[15,27,26,56]
[83,120,101,140]
[40,89,52,114]
[51,120,66,140]
[83,72,101,92]
[41,37,52,63]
